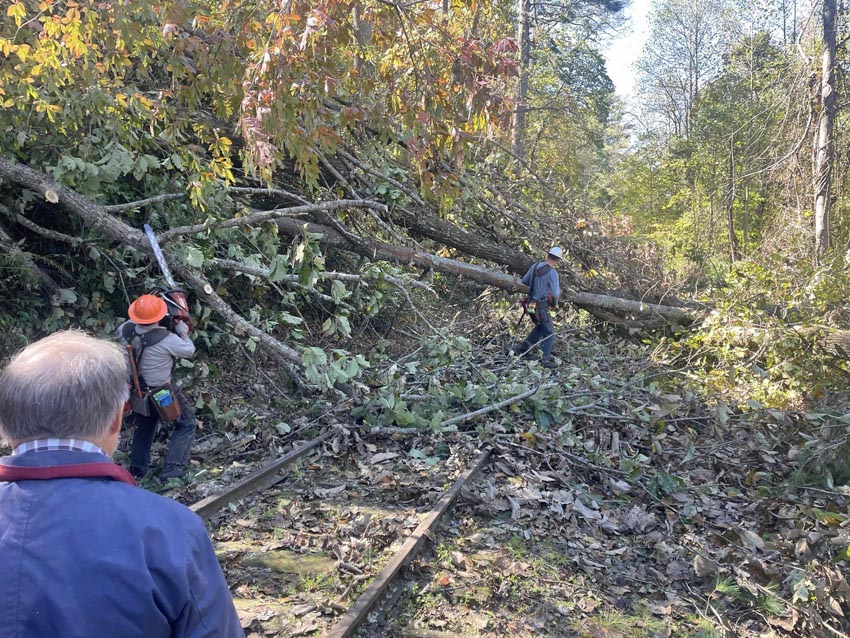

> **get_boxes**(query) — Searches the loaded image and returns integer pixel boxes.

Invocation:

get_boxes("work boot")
[129,466,147,480]
[542,359,558,369]
[159,464,186,484]
[515,340,532,358]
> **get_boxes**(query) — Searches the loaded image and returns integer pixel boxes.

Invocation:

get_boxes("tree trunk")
[388,207,560,283]
[511,0,532,160]
[813,0,836,265]
[276,217,696,325]
[726,136,739,264]
[351,2,372,74]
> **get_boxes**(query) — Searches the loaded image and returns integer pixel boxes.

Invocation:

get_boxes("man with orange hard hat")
[118,293,196,483]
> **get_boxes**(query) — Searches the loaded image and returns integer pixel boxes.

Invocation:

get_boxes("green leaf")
[53,288,78,305]
[268,255,289,282]
[102,272,115,294]
[330,280,348,303]
[301,346,327,367]
[279,312,303,325]
[185,246,204,268]
[344,357,360,379]
[335,315,351,338]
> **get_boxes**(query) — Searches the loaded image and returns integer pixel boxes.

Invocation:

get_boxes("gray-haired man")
[0,331,241,638]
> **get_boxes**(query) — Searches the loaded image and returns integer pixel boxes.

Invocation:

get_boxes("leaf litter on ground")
[163,317,848,637]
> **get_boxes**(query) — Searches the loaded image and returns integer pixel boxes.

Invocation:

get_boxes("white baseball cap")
[548,246,564,259]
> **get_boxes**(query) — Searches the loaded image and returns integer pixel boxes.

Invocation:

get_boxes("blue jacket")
[0,450,243,638]
[522,262,560,303]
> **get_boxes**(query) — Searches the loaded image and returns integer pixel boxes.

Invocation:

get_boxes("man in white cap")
[517,247,563,366]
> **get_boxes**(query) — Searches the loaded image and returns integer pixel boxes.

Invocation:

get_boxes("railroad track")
[188,431,491,638]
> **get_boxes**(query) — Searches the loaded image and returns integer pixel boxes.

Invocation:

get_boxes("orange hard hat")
[128,294,168,325]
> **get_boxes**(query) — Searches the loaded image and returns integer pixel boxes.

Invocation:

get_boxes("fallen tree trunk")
[276,218,697,324]
[335,148,578,285]
[385,207,549,280]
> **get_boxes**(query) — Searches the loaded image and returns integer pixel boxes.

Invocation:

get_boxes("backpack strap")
[138,327,170,349]
[124,323,171,370]
[526,262,551,301]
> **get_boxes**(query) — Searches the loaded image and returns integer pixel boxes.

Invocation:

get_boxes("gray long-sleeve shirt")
[522,262,560,304]
[118,322,195,387]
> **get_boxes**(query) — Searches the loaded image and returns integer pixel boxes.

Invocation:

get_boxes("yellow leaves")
[15,44,32,62]
[133,92,153,109]
[61,33,87,59]
[1,98,15,109]
[192,14,210,29]
[38,0,54,11]
[7,1,26,27]
[0,38,14,57]
[61,6,80,25]
[34,101,62,122]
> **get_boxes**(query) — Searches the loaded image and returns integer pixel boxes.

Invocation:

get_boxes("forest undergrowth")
[109,274,850,638]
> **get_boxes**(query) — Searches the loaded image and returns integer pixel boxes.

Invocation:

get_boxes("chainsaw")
[144,223,194,333]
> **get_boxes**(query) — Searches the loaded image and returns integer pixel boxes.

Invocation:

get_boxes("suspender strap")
[122,323,170,370]
[0,463,137,486]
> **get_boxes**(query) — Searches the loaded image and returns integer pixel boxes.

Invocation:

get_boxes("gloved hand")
[175,320,190,337]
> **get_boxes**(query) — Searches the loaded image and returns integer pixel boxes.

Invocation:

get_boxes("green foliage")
[605,29,799,279]
[656,257,850,410]
[647,470,685,498]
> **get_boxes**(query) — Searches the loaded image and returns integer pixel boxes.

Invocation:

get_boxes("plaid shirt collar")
[13,438,107,457]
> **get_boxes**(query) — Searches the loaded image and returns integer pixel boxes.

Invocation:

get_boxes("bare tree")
[637,0,737,139]
[511,0,533,159]
[813,0,836,264]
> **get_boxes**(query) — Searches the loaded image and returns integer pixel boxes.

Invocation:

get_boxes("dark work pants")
[129,389,195,477]
[524,302,555,361]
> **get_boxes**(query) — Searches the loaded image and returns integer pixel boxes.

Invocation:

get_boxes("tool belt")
[130,382,182,422]
[521,298,540,324]
[520,262,553,325]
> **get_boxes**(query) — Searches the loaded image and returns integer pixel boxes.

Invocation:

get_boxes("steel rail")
[324,448,491,638]
[190,431,331,521]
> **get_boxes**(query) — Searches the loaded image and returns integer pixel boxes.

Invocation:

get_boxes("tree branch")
[229,186,310,205]
[101,193,186,214]
[338,148,428,208]
[157,199,387,244]
[440,383,554,428]
[210,258,357,313]
[12,214,83,246]
[0,156,146,247]
[170,262,306,384]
